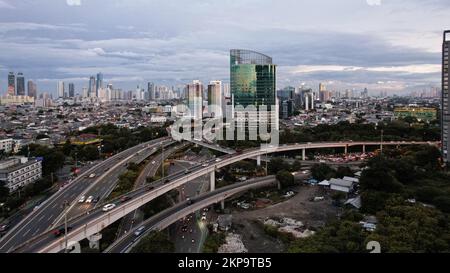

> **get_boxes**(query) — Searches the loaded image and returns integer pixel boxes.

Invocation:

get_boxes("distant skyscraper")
[319,83,326,92]
[7,72,15,96]
[68,83,75,98]
[88,76,96,97]
[187,80,203,120]
[27,80,37,98]
[96,73,103,97]
[208,81,222,118]
[148,82,155,101]
[57,81,65,98]
[442,30,450,163]
[16,73,25,96]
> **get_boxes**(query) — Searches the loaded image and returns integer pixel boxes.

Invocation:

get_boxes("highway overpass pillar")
[220,199,225,210]
[88,233,102,250]
[210,171,215,191]
[363,145,366,154]
[256,155,261,166]
[302,149,306,161]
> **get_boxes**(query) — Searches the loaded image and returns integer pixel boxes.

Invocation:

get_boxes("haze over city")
[0,0,447,95]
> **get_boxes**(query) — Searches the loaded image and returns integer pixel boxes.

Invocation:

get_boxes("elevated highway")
[6,141,437,253]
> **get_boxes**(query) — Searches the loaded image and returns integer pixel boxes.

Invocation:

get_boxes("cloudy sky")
[0,0,448,96]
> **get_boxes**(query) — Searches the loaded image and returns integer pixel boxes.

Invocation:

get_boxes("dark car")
[92,196,100,203]
[146,186,155,191]
[187,198,194,205]
[164,179,170,184]
[120,196,131,203]
[53,226,73,237]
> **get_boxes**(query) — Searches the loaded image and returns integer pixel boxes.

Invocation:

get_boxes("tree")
[130,231,174,253]
[290,160,302,172]
[311,164,335,181]
[335,166,353,178]
[276,170,295,188]
[268,158,289,174]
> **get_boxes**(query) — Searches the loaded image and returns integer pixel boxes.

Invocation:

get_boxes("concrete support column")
[88,233,102,250]
[256,155,261,166]
[302,148,306,161]
[210,171,215,192]
[362,145,366,154]
[345,145,348,155]
[220,200,225,210]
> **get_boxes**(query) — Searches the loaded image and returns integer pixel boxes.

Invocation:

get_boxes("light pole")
[380,129,384,156]
[161,142,165,178]
[62,200,69,253]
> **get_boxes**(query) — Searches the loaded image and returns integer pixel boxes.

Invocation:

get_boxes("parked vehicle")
[85,196,94,203]
[78,196,86,203]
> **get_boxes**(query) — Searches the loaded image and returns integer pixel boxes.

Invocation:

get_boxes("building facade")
[187,80,203,120]
[27,80,37,99]
[208,80,222,118]
[0,138,14,154]
[96,73,103,97]
[442,30,450,163]
[7,72,15,96]
[16,73,25,96]
[0,157,42,192]
[57,81,65,98]
[230,49,278,132]
[68,83,75,98]
[394,107,437,122]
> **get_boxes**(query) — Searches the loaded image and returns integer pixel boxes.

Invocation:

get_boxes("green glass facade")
[230,49,276,110]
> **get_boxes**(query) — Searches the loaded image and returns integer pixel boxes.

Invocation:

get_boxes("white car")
[85,196,94,203]
[89,173,96,178]
[134,226,146,236]
[201,163,209,167]
[78,196,86,203]
[102,204,116,212]
[151,161,156,164]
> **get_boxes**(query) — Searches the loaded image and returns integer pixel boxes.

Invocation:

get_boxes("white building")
[0,138,14,154]
[57,81,65,98]
[329,178,354,193]
[0,157,42,192]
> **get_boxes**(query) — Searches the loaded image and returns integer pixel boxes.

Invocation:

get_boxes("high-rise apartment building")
[68,83,75,98]
[88,76,96,97]
[187,80,203,120]
[7,72,15,96]
[16,73,25,96]
[442,30,450,163]
[96,73,103,97]
[57,81,65,98]
[27,80,37,98]
[208,80,222,118]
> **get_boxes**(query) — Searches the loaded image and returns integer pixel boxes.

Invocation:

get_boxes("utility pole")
[265,139,268,176]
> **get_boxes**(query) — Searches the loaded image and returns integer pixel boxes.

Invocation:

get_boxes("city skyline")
[0,0,448,96]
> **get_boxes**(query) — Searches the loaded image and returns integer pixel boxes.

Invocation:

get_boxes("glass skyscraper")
[442,30,450,163]
[7,72,15,96]
[16,73,25,96]
[230,49,276,110]
[230,49,278,132]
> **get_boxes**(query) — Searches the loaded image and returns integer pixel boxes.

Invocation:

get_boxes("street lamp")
[62,200,69,253]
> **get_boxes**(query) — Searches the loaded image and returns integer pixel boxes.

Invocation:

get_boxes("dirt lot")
[231,185,340,253]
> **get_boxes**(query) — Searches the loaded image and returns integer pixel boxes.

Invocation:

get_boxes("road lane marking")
[22,229,31,237]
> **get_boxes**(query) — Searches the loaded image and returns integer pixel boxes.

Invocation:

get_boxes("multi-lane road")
[0,137,172,253]
[105,175,277,253]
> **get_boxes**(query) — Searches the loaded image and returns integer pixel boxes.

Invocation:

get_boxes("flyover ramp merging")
[0,137,169,253]
[107,175,277,253]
